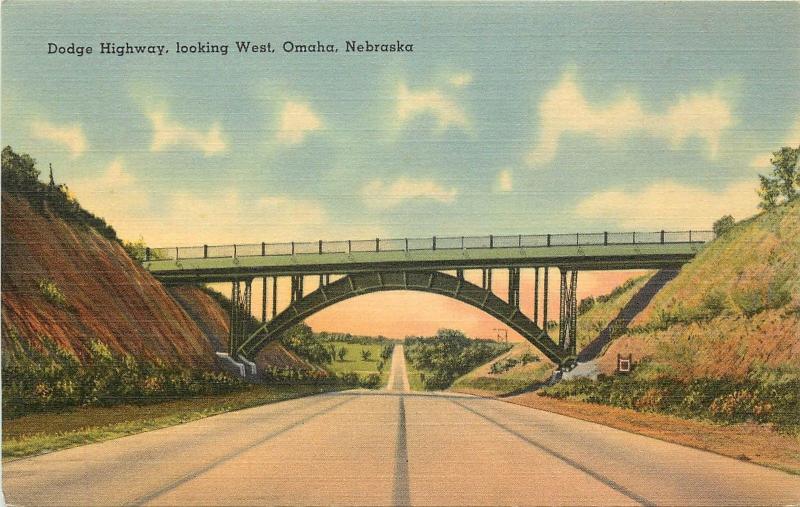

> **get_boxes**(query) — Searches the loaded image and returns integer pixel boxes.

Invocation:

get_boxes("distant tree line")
[404,329,512,390]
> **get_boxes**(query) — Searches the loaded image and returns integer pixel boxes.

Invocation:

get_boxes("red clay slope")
[168,286,324,373]
[1,193,216,368]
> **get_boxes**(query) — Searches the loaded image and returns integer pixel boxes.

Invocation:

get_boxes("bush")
[38,279,67,308]
[2,337,244,419]
[713,215,736,237]
[539,365,800,434]
[405,329,512,390]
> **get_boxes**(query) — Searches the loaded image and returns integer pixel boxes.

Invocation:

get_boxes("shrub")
[38,279,67,308]
[713,215,736,237]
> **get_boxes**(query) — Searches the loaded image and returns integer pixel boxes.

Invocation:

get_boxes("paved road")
[4,347,800,506]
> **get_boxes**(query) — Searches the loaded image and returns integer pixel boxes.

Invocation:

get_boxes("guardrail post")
[233,244,237,258]
[405,238,409,252]
[176,247,179,260]
[432,236,437,250]
[576,232,580,245]
[660,230,665,244]
[261,242,266,256]
[518,234,522,247]
[463,236,466,249]
[689,230,693,243]
[376,238,380,252]
[633,232,636,244]
[319,240,323,254]
[604,232,608,246]
[348,240,351,254]
[204,244,208,258]
[291,241,295,255]
[489,234,494,248]
[547,234,551,247]
[145,247,150,262]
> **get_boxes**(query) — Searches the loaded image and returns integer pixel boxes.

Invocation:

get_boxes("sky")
[2,2,799,339]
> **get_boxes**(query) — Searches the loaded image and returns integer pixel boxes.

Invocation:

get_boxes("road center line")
[127,396,354,506]
[450,399,654,507]
[392,396,411,506]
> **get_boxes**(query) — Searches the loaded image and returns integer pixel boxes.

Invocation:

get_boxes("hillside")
[168,286,322,373]
[452,272,658,394]
[1,192,216,368]
[599,199,800,379]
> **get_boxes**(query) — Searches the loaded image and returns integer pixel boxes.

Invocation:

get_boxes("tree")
[1,145,39,192]
[361,349,372,361]
[759,145,799,209]
[380,344,393,361]
[337,347,347,362]
[713,215,735,237]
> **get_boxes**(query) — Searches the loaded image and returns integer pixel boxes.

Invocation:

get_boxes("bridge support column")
[228,278,253,358]
[272,276,278,317]
[508,268,520,307]
[543,268,549,332]
[558,269,578,357]
[261,276,268,323]
[534,267,540,326]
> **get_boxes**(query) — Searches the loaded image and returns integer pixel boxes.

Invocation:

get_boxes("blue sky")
[3,1,799,249]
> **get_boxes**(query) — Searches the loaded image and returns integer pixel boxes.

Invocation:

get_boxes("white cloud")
[495,169,513,192]
[749,117,800,169]
[575,180,760,230]
[449,73,473,88]
[396,83,468,131]
[29,120,87,158]
[275,101,323,145]
[147,108,227,156]
[361,177,459,209]
[68,159,150,239]
[527,72,734,167]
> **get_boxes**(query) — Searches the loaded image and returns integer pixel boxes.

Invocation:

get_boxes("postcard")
[2,2,799,505]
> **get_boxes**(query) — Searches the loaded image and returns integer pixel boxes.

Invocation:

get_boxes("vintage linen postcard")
[2,1,799,505]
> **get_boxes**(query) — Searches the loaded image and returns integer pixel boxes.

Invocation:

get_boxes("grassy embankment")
[3,384,338,460]
[451,275,655,396]
[541,200,800,435]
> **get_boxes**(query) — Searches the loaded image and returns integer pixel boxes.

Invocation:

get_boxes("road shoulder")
[451,388,800,476]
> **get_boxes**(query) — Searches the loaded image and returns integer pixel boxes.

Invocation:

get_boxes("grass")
[324,341,390,385]
[2,383,339,460]
[450,342,554,395]
[404,352,425,391]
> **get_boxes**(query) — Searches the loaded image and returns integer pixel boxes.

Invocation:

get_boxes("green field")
[323,341,392,386]
[3,384,339,460]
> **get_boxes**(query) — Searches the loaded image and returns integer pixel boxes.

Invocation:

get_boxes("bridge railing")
[147,229,715,262]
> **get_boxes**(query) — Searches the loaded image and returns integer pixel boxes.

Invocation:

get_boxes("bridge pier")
[558,269,578,358]
[534,267,540,326]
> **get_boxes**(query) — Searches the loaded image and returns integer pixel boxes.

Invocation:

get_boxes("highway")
[4,346,800,506]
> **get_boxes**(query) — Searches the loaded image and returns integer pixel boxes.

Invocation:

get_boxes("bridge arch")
[237,270,569,365]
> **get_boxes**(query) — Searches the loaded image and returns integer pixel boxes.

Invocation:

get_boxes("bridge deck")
[145,231,711,282]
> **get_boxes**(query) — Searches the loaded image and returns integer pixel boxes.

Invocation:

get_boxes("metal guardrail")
[146,230,715,262]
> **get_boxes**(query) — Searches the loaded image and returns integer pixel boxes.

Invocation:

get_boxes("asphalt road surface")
[4,346,800,506]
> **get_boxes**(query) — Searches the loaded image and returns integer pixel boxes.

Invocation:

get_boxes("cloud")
[29,120,87,158]
[495,169,513,192]
[575,180,760,230]
[275,101,323,145]
[361,177,459,209]
[749,116,800,169]
[147,108,227,156]
[449,73,473,87]
[68,159,150,239]
[396,83,468,131]
[527,72,734,167]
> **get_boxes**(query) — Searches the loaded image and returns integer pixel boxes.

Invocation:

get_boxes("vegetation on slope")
[544,196,800,434]
[451,274,656,395]
[599,199,800,379]
[404,329,511,390]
